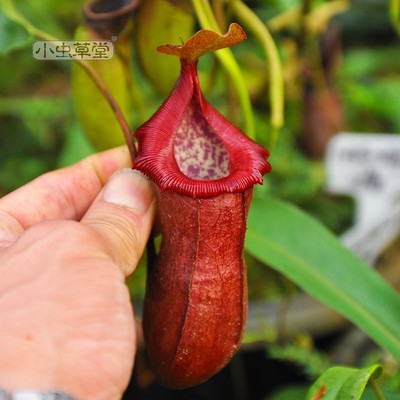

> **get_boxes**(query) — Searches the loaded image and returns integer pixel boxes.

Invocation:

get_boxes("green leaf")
[305,365,382,400]
[0,0,56,41]
[245,193,400,359]
[0,11,32,55]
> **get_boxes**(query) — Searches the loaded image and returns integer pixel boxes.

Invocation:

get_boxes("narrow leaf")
[231,0,284,148]
[245,194,400,359]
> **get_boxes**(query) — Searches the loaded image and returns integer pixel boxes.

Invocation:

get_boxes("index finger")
[0,146,132,232]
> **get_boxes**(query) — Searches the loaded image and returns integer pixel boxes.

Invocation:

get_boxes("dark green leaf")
[245,193,400,359]
[305,365,382,400]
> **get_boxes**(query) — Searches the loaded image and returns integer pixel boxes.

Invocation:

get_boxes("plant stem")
[230,0,284,149]
[370,379,386,400]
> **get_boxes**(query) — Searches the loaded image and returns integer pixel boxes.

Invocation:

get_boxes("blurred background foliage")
[2,0,400,231]
[1,0,400,398]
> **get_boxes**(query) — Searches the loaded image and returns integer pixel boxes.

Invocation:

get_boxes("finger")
[0,146,131,244]
[82,169,156,276]
[0,213,24,248]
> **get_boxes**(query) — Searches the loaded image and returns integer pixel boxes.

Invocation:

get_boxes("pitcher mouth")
[133,24,271,198]
[133,61,270,198]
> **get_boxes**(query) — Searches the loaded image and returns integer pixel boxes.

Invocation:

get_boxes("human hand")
[0,146,156,400]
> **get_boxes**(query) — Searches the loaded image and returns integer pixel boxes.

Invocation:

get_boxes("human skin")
[0,146,156,400]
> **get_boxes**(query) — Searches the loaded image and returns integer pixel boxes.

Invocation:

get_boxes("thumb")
[82,168,156,276]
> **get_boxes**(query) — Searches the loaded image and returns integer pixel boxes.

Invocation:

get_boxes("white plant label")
[325,133,400,265]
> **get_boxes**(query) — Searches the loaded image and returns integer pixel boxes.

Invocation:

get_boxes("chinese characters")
[33,41,114,60]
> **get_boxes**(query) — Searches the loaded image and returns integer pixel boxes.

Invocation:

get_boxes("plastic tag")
[325,133,400,265]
